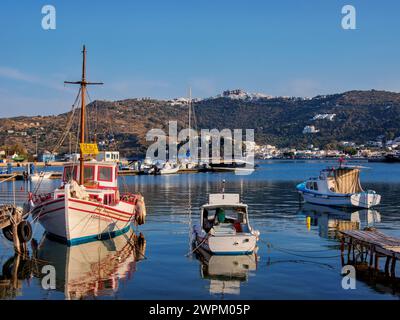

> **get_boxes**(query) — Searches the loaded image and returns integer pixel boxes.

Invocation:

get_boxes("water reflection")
[0,230,146,300]
[35,229,146,299]
[298,203,381,239]
[0,253,38,299]
[194,247,257,296]
[297,203,400,296]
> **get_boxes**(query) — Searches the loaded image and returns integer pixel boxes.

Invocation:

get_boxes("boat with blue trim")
[26,46,146,245]
[296,166,381,209]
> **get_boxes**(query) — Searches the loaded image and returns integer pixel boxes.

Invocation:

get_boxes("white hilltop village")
[166,88,312,106]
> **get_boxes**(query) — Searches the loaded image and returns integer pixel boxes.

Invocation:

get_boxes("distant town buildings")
[312,113,336,121]
[40,151,56,163]
[303,125,319,134]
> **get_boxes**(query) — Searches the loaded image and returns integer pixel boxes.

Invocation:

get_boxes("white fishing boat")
[296,166,381,209]
[159,161,180,175]
[26,46,146,245]
[193,188,259,255]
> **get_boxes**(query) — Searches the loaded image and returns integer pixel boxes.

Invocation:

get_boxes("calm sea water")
[1,160,400,300]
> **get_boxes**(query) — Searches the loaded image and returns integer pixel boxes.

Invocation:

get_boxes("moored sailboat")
[26,46,146,245]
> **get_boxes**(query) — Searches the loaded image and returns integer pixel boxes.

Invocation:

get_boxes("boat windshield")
[202,206,247,232]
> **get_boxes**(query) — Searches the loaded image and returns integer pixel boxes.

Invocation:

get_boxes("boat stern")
[207,234,257,255]
[351,191,381,209]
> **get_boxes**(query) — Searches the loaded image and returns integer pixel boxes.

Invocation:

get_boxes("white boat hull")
[31,187,135,245]
[30,172,53,181]
[193,227,257,255]
[159,167,180,174]
[299,189,381,209]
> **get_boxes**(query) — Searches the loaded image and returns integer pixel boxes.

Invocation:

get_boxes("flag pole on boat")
[64,45,103,185]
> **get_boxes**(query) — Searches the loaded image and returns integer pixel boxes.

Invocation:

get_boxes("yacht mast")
[64,45,103,185]
[188,87,192,159]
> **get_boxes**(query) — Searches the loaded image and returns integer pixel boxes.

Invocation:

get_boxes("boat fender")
[17,220,32,243]
[135,195,146,225]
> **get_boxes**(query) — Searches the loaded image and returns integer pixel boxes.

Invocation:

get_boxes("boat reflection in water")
[36,229,146,299]
[194,247,257,296]
[298,203,381,239]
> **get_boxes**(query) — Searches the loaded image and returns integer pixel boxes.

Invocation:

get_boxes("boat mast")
[188,87,192,160]
[65,45,103,185]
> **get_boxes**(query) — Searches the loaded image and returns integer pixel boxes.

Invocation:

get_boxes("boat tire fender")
[17,220,32,243]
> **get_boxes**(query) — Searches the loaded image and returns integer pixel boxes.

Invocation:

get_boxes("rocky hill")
[1,89,399,157]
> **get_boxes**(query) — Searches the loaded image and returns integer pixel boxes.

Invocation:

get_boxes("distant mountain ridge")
[1,89,399,156]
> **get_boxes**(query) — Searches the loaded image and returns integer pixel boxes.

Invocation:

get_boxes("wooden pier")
[0,172,62,181]
[340,229,400,277]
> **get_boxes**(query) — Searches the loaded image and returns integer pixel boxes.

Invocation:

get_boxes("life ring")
[135,195,146,225]
[17,220,33,243]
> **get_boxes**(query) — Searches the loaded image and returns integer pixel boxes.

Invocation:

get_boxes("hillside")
[1,89,400,157]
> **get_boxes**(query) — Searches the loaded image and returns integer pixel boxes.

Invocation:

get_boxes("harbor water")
[0,160,399,300]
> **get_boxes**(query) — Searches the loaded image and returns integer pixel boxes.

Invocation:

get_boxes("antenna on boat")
[64,45,103,185]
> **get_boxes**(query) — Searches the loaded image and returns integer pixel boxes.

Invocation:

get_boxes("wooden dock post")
[369,246,374,268]
[391,257,397,278]
[348,238,352,261]
[374,254,380,271]
[385,256,392,275]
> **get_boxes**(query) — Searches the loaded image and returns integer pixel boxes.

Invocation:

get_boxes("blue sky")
[1,0,400,116]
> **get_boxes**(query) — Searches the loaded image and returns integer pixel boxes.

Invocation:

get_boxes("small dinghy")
[193,186,259,255]
[296,166,381,209]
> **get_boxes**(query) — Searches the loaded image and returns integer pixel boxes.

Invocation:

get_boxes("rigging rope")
[51,88,81,154]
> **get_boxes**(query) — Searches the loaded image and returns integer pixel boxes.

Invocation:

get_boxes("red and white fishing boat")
[27,46,146,245]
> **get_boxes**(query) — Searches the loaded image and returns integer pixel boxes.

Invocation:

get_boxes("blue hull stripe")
[212,251,254,256]
[46,225,131,246]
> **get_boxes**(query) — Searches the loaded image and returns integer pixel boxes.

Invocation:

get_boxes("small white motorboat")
[296,166,381,209]
[193,192,259,255]
[29,171,54,181]
[159,161,180,175]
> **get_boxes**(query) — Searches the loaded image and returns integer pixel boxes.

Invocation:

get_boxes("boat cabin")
[62,161,118,189]
[200,194,251,234]
[59,161,119,205]
[307,166,364,194]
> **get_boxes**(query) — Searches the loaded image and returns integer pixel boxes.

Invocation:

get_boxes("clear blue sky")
[1,0,400,116]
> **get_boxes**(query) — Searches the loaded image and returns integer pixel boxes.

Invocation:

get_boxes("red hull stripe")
[35,205,131,222]
[68,206,130,222]
[69,198,135,216]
